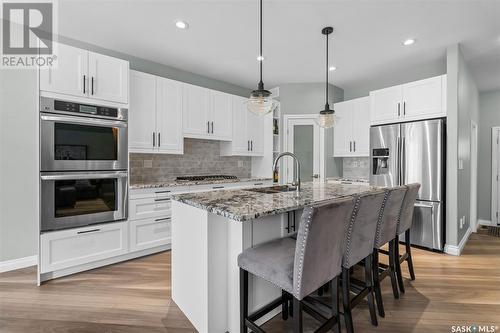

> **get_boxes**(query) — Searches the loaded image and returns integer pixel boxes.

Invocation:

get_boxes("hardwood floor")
[1,233,499,333]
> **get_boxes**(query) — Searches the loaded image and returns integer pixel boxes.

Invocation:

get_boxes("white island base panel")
[172,201,296,333]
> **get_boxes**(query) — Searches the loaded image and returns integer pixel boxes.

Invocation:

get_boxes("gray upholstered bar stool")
[394,183,421,293]
[238,197,356,333]
[341,190,386,333]
[371,186,407,318]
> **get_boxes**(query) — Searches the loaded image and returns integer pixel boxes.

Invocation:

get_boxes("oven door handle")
[40,114,127,128]
[41,171,128,180]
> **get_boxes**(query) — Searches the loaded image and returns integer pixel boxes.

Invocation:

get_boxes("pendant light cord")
[259,0,263,89]
[325,32,329,108]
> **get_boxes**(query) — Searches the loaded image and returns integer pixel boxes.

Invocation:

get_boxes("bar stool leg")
[394,235,406,293]
[364,255,378,326]
[342,267,354,333]
[282,290,289,320]
[239,268,249,333]
[388,240,400,299]
[331,277,341,333]
[292,298,303,333]
[405,229,416,281]
[372,249,385,317]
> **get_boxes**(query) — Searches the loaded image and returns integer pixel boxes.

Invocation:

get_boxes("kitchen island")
[171,181,377,333]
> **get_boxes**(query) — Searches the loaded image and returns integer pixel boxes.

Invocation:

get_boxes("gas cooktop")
[176,175,238,182]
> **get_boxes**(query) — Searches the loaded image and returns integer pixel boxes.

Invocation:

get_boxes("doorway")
[491,127,500,226]
[283,115,325,184]
[470,121,478,232]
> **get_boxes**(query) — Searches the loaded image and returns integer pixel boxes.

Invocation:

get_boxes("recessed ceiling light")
[402,38,416,46]
[175,20,189,29]
[257,55,265,61]
[329,66,336,71]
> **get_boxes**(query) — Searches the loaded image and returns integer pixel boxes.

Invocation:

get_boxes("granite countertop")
[172,182,381,222]
[327,177,370,184]
[130,177,273,190]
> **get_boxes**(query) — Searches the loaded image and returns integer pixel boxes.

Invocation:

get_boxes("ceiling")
[57,0,500,94]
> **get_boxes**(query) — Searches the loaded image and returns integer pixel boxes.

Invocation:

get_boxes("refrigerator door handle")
[396,136,401,185]
[402,136,406,184]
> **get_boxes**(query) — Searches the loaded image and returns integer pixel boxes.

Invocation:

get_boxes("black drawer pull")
[155,190,171,194]
[77,228,100,234]
[154,198,171,202]
[155,217,171,222]
[254,182,264,185]
[212,186,225,189]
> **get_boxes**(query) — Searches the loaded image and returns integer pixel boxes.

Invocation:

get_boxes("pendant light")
[247,0,274,115]
[317,27,335,129]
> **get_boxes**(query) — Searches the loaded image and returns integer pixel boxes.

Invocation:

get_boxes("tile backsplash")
[130,138,251,184]
[342,157,370,180]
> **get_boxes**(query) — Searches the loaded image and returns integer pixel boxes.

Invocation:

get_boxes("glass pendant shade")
[248,88,274,115]
[317,109,335,129]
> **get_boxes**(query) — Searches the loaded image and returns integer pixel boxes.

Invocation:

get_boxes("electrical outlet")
[143,160,153,168]
[238,160,244,168]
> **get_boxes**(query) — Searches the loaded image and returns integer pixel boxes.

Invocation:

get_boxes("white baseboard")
[444,226,472,256]
[0,255,37,273]
[478,219,495,227]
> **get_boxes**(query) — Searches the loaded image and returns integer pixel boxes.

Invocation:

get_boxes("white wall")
[0,69,39,262]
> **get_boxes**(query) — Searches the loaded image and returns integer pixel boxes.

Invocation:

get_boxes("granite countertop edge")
[130,177,273,190]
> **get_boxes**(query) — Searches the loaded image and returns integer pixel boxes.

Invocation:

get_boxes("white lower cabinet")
[40,222,128,274]
[130,218,171,252]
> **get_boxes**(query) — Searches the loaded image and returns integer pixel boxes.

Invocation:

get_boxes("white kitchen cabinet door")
[88,52,129,104]
[130,218,171,252]
[40,43,88,98]
[210,90,233,141]
[333,101,352,157]
[370,85,402,125]
[129,71,156,152]
[183,84,211,138]
[402,75,444,120]
[221,96,250,156]
[247,110,264,156]
[351,97,370,156]
[156,77,184,154]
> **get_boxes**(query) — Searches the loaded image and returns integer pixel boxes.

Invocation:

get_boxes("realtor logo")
[1,0,57,68]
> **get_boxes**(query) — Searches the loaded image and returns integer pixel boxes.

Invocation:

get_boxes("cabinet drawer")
[40,222,128,273]
[130,218,171,252]
[129,197,172,220]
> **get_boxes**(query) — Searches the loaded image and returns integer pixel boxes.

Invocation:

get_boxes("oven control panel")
[40,97,128,121]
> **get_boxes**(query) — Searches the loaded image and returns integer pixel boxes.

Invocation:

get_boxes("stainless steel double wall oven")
[40,97,128,231]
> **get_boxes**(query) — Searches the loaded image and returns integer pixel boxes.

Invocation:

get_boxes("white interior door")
[470,121,478,232]
[285,116,322,184]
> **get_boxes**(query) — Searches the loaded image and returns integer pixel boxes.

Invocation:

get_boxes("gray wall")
[446,44,479,247]
[0,69,39,262]
[478,90,500,221]
[58,36,251,97]
[278,83,344,178]
[130,139,251,184]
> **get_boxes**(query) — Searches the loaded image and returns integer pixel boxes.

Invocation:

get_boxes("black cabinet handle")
[398,102,401,117]
[155,217,171,222]
[211,121,214,134]
[153,132,155,147]
[248,140,250,151]
[77,228,100,234]
[403,102,406,116]
[91,77,94,95]
[212,186,224,189]
[254,182,263,185]
[207,121,210,133]
[83,75,86,94]
[158,133,161,147]
[154,198,171,202]
[354,141,356,152]
[155,190,171,194]
[349,141,352,152]
[251,140,253,151]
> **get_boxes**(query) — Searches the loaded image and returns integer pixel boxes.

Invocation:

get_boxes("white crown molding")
[444,226,472,256]
[0,255,37,273]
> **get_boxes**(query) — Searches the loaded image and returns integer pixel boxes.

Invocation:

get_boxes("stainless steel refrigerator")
[370,119,445,251]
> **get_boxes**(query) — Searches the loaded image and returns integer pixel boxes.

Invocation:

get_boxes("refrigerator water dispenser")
[372,148,390,175]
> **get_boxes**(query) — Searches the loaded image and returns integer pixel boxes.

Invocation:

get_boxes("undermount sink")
[245,185,298,194]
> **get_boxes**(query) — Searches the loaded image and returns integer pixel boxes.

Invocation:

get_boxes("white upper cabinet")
[210,90,233,140]
[333,96,370,157]
[370,75,446,125]
[129,71,156,151]
[88,52,129,104]
[182,84,211,138]
[40,43,88,98]
[40,42,129,104]
[220,96,264,156]
[129,70,183,154]
[156,77,183,154]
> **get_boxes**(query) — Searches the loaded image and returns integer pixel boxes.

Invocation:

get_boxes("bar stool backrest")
[397,183,421,234]
[292,196,356,300]
[375,186,407,248]
[343,190,386,269]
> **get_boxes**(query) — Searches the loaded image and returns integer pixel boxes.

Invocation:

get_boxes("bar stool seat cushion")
[238,237,296,294]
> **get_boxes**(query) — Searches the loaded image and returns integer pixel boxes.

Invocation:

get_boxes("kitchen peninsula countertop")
[130,177,272,190]
[172,181,380,222]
